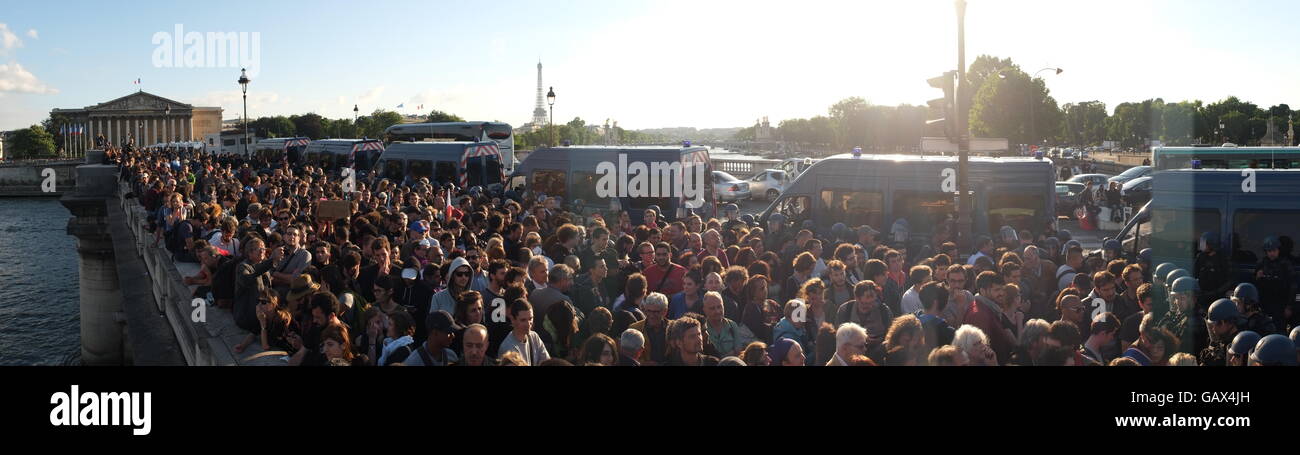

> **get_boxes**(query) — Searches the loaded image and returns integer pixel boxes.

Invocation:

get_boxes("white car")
[712,171,751,202]
[748,169,790,201]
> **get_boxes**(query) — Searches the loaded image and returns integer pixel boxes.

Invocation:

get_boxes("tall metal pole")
[955,0,972,253]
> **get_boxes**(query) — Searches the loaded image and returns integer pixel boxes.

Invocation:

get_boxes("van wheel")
[766,189,779,201]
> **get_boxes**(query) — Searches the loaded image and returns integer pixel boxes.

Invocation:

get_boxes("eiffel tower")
[531,61,548,130]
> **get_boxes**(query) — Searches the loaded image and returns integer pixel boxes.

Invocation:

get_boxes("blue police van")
[1116,168,1300,288]
[511,145,715,223]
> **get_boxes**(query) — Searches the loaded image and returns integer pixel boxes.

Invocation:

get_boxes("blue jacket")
[772,318,806,347]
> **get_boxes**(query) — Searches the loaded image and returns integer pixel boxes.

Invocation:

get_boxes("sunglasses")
[454,271,472,277]
[466,256,480,260]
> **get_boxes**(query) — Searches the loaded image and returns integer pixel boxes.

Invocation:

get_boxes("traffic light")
[927,71,957,140]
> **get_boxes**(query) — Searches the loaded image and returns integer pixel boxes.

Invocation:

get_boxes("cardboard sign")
[316,200,352,220]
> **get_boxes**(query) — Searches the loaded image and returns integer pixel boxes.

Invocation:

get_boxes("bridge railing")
[713,158,783,178]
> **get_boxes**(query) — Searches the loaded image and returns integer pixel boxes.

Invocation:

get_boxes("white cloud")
[0,23,23,55]
[26,29,37,39]
[357,86,385,106]
[0,62,58,94]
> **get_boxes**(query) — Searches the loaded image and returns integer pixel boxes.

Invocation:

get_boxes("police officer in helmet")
[1248,334,1297,366]
[721,203,745,233]
[1193,231,1232,312]
[1226,330,1261,367]
[1232,283,1278,336]
[1254,235,1294,328]
[1197,298,1241,366]
[1160,274,1204,355]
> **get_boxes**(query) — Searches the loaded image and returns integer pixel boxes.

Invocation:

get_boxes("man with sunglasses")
[465,246,490,292]
[432,256,475,316]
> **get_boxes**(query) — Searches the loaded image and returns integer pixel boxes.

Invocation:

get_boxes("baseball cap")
[426,310,464,334]
[409,220,427,233]
[401,268,418,280]
[418,238,433,248]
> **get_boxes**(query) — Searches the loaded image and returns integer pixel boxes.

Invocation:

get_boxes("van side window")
[408,160,434,181]
[382,159,404,181]
[531,170,567,198]
[820,189,883,229]
[571,171,603,207]
[1232,210,1300,265]
[1151,208,1220,265]
[435,162,457,185]
[988,193,1044,234]
[893,190,956,234]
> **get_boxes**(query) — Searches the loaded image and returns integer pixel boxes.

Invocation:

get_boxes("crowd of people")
[114,145,1300,366]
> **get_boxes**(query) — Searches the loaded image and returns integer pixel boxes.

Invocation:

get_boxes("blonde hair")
[1167,352,1198,366]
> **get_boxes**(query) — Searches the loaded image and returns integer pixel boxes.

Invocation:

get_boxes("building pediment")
[87,92,193,112]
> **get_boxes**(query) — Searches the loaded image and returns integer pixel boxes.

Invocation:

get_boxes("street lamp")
[1219,121,1225,145]
[547,86,556,146]
[353,104,360,138]
[238,68,251,157]
[164,105,171,144]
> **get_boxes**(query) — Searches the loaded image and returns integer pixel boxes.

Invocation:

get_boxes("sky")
[1,0,1298,132]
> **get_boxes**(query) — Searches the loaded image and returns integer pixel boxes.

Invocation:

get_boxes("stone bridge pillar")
[59,149,127,365]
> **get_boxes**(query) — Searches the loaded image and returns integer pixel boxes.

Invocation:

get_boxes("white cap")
[401,268,418,280]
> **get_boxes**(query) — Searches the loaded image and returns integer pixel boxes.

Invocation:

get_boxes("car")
[1055,181,1087,217]
[1067,173,1112,188]
[747,169,790,201]
[1120,175,1153,207]
[1108,165,1153,186]
[712,171,751,202]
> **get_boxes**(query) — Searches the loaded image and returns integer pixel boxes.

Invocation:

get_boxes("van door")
[1227,195,1300,286]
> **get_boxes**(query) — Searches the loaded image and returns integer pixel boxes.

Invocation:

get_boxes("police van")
[374,141,506,189]
[303,138,385,174]
[252,137,309,162]
[758,153,1057,244]
[1115,168,1300,287]
[512,145,715,223]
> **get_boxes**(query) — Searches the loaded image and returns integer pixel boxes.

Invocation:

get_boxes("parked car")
[1067,173,1112,188]
[1108,165,1153,186]
[747,169,789,201]
[1055,181,1086,217]
[712,171,751,202]
[1120,175,1153,207]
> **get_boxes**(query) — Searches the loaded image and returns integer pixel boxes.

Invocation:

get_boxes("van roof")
[311,138,380,144]
[1154,168,1300,194]
[819,153,1051,164]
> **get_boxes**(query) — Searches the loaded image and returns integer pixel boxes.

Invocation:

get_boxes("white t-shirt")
[209,232,239,256]
[900,287,923,315]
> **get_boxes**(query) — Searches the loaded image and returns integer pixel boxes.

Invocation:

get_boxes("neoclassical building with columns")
[51,91,222,153]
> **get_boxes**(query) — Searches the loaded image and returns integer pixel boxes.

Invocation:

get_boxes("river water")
[0,198,80,365]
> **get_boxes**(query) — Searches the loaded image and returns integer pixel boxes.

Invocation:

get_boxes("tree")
[964,55,1017,119]
[8,125,57,159]
[969,69,1061,146]
[427,110,465,123]
[356,110,403,139]
[251,115,296,138]
[1059,101,1108,146]
[291,114,325,139]
[732,126,756,141]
